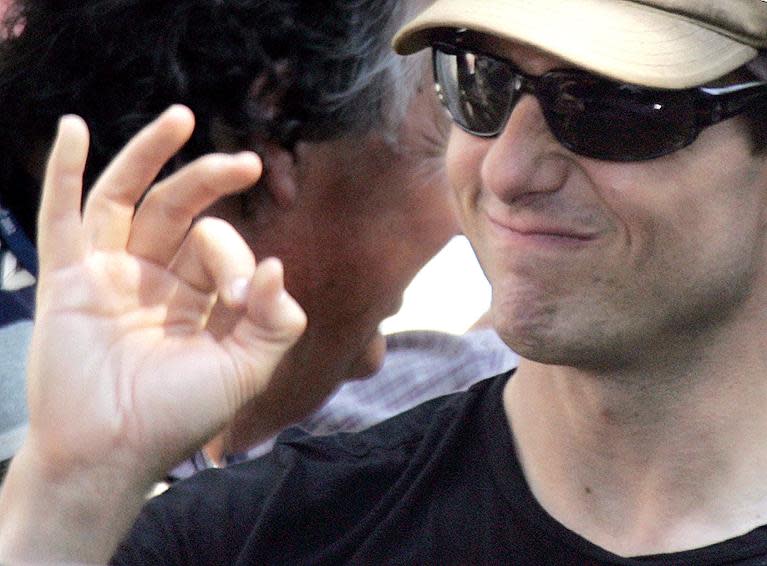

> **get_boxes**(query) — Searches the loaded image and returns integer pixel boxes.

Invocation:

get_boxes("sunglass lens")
[433,48,515,136]
[540,74,697,161]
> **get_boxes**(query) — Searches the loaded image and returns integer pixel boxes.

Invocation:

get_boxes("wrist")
[0,441,151,564]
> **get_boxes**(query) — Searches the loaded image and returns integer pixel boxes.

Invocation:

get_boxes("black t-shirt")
[113,373,767,565]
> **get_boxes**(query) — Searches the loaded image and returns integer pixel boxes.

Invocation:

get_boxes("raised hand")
[0,106,306,563]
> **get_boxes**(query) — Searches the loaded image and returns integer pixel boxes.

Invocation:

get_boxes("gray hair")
[376,0,434,142]
[308,0,434,145]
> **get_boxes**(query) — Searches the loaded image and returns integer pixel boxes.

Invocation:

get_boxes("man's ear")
[259,142,298,209]
[211,117,298,210]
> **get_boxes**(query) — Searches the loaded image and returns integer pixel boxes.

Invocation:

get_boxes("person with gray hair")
[4,0,767,564]
[0,0,465,483]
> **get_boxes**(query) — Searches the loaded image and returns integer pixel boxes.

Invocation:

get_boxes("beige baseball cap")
[393,0,767,88]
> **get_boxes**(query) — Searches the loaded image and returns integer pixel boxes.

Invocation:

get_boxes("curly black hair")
[0,0,426,234]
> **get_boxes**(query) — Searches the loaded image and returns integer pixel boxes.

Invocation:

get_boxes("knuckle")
[191,216,235,241]
[188,217,253,266]
[196,154,233,181]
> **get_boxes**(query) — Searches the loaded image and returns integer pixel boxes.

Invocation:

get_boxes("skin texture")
[449,43,767,371]
[211,81,458,451]
[448,42,767,555]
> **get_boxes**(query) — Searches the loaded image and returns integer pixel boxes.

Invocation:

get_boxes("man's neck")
[504,333,767,557]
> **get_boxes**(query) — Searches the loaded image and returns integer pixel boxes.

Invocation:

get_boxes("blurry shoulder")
[155,371,510,504]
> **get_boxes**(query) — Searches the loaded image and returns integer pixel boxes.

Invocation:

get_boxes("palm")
[27,107,305,483]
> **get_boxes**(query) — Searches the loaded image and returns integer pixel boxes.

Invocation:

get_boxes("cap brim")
[393,0,757,89]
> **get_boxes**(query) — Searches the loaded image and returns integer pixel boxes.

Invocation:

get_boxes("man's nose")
[480,95,570,204]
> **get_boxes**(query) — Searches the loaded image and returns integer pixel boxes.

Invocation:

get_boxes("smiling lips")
[486,211,600,245]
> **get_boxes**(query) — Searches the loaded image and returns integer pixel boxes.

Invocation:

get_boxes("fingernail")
[235,151,261,167]
[229,277,249,305]
[57,114,82,133]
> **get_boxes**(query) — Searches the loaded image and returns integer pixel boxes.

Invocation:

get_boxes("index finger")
[81,105,196,251]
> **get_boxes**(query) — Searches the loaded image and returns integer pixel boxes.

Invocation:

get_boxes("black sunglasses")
[432,42,767,162]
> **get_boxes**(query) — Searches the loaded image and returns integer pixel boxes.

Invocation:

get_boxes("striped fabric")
[171,328,518,479]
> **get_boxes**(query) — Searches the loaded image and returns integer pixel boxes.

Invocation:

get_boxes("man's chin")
[348,331,387,379]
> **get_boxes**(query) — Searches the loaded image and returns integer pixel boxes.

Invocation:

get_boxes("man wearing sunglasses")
[2,0,767,564]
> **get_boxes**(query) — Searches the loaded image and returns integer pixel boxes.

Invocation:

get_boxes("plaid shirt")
[171,328,518,479]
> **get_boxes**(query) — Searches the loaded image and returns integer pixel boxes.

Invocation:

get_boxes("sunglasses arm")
[697,81,767,126]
